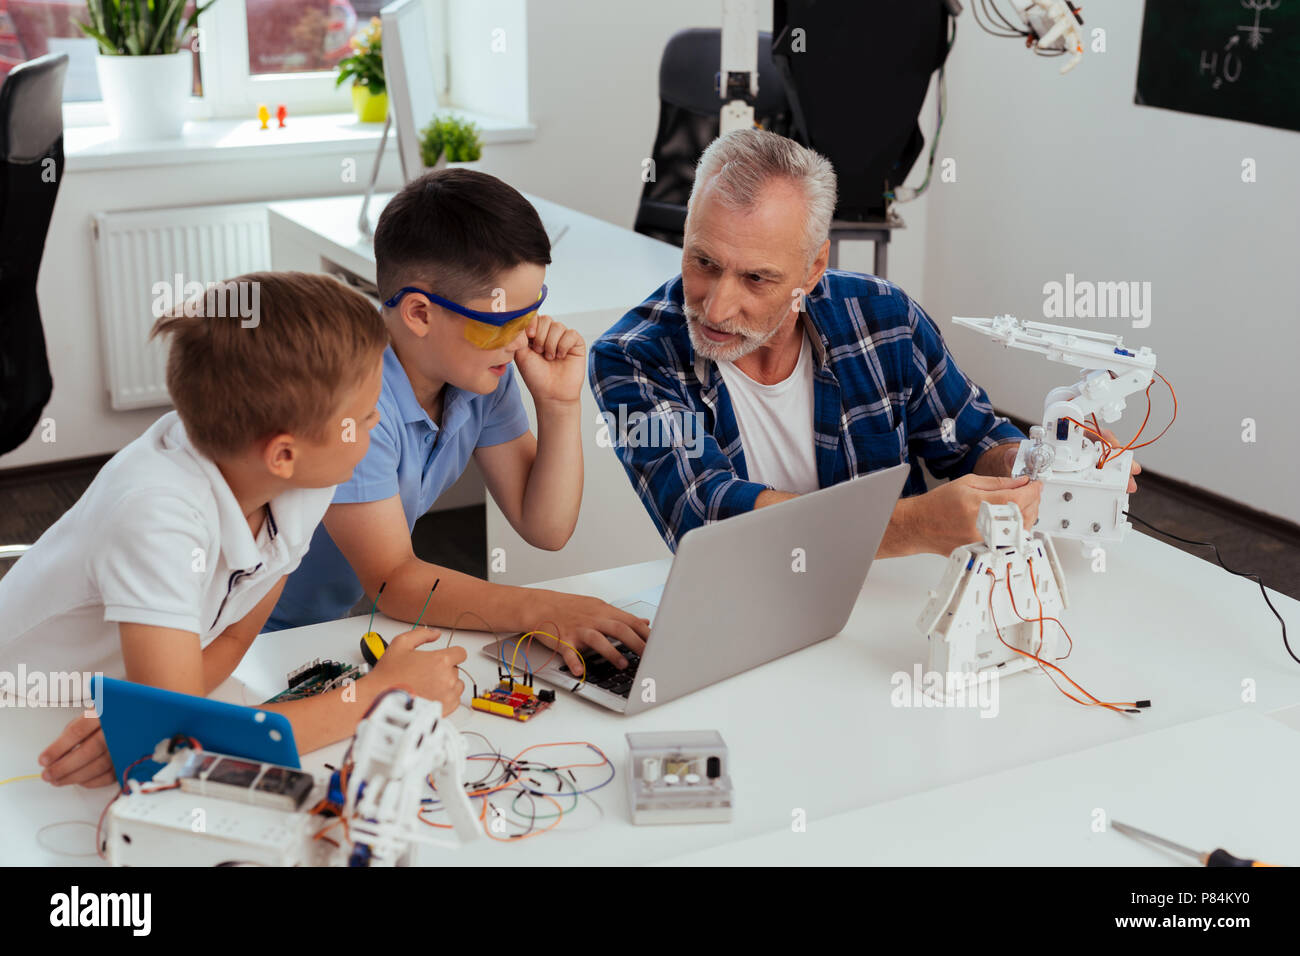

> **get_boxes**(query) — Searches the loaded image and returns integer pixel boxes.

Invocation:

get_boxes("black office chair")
[0,52,66,459]
[633,29,790,247]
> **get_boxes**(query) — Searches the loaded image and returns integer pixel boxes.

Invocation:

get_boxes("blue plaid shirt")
[589,269,1025,551]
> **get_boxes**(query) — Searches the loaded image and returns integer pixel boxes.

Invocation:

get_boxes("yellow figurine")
[257,104,270,130]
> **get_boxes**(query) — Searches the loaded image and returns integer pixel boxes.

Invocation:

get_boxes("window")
[0,0,201,100]
[0,0,530,130]
[200,0,354,116]
[243,0,356,77]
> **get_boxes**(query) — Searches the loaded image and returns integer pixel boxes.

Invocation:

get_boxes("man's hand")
[981,441,1021,478]
[912,474,1043,556]
[513,314,586,405]
[38,714,115,788]
[1095,427,1141,493]
[366,628,467,716]
[522,591,651,676]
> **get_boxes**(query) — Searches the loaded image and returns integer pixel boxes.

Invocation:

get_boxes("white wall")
[920,0,1300,524]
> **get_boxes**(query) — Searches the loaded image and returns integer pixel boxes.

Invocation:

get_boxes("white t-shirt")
[717,333,819,494]
[0,412,334,703]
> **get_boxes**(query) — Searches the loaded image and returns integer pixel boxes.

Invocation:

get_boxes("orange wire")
[1125,371,1176,450]
[1078,369,1176,468]
[1027,558,1071,660]
[985,569,1136,714]
[1065,416,1112,459]
[419,742,611,835]
[481,791,565,842]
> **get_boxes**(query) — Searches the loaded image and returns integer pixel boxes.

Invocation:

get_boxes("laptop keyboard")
[558,641,641,698]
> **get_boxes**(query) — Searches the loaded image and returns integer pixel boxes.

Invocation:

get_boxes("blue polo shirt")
[266,345,531,630]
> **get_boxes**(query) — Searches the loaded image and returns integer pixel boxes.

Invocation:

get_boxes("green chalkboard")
[1135,0,1300,132]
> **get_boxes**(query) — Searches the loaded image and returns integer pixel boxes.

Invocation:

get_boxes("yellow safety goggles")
[384,284,547,351]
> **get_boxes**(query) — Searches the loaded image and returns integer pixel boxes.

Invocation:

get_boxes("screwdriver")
[1112,820,1278,867]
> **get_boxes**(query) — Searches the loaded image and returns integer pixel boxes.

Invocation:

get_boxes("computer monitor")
[382,0,440,183]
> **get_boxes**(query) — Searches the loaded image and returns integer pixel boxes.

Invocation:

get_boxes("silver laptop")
[483,464,909,714]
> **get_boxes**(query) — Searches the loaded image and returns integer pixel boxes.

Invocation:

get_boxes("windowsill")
[64,109,537,172]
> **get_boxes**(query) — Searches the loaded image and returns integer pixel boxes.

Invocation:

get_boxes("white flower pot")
[95,51,191,142]
[424,157,483,174]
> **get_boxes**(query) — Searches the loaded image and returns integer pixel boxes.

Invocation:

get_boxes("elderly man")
[591,128,1138,555]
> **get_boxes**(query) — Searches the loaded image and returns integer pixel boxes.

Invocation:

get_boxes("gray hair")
[686,128,837,263]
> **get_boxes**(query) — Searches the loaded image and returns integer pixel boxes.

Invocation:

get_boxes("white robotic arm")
[954,314,1158,551]
[1010,0,1085,73]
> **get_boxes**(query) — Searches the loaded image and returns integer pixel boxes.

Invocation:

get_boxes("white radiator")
[92,204,271,410]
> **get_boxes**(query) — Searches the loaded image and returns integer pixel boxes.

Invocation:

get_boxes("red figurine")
[276,104,287,128]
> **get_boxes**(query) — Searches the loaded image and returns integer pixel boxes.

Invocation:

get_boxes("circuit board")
[471,680,554,722]
[265,659,365,703]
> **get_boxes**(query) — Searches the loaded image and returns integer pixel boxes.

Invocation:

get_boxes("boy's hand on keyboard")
[39,714,116,788]
[367,628,467,715]
[529,591,650,676]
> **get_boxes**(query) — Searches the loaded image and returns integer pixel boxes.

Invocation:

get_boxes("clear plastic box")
[626,730,733,825]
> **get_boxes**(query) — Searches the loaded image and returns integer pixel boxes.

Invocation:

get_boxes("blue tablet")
[93,676,301,786]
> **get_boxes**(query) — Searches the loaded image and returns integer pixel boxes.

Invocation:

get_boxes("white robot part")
[917,502,1069,699]
[107,750,332,867]
[106,692,478,866]
[719,0,759,135]
[344,691,478,865]
[954,314,1156,554]
[1011,0,1085,73]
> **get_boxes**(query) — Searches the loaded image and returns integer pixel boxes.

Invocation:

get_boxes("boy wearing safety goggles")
[267,169,649,675]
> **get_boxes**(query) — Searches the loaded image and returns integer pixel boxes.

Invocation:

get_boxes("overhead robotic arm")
[1011,0,1085,73]
[954,314,1157,552]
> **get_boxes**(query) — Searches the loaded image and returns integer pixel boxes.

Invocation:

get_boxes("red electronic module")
[471,680,555,722]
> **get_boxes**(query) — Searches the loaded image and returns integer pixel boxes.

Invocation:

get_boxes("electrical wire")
[973,0,1028,39]
[0,773,41,786]
[412,579,440,628]
[417,739,614,840]
[1059,371,1175,469]
[986,568,1146,714]
[365,581,387,634]
[1123,511,1295,665]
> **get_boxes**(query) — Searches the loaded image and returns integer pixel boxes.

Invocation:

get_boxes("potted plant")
[80,0,214,143]
[419,114,483,169]
[336,16,385,123]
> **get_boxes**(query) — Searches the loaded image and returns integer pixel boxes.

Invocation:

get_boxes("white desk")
[5,530,1297,866]
[267,191,681,589]
[663,706,1300,867]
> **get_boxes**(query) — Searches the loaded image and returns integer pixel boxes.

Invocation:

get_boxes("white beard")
[683,302,781,363]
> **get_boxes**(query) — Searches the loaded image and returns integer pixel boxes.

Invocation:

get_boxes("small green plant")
[419,114,483,166]
[335,16,384,93]
[80,0,217,56]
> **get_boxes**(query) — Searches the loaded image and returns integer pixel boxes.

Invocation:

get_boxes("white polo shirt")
[0,412,334,701]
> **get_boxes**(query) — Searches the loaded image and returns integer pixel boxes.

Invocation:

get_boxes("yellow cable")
[511,630,587,684]
[0,773,42,786]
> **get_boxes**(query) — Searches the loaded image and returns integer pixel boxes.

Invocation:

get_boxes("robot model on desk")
[107,690,478,866]
[917,315,1158,696]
